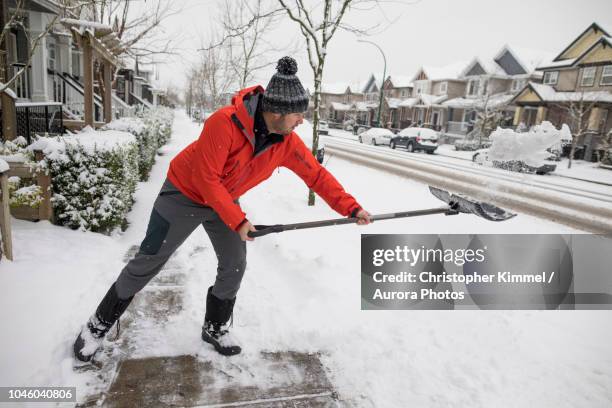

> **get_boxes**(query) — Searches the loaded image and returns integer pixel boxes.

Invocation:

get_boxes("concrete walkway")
[77,245,340,407]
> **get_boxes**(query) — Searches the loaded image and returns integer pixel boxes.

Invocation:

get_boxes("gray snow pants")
[114,179,246,300]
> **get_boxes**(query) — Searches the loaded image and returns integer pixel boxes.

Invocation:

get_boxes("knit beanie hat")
[261,56,309,114]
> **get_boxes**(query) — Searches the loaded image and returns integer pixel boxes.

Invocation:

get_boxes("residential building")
[443,46,550,139]
[512,23,612,161]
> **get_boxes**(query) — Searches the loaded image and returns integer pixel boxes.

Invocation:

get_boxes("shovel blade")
[429,186,516,222]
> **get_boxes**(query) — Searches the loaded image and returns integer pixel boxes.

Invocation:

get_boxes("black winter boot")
[73,283,134,362]
[201,286,241,356]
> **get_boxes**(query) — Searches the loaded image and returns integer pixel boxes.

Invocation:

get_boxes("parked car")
[391,127,439,154]
[318,120,329,135]
[472,149,557,175]
[358,127,394,146]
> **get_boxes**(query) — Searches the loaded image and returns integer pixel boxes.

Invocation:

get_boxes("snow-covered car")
[358,127,394,146]
[318,120,329,135]
[472,149,557,175]
[471,122,570,175]
[390,127,439,153]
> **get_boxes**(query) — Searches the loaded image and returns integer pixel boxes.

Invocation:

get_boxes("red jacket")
[167,85,361,231]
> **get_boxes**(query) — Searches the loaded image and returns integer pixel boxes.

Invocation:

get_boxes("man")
[73,56,371,361]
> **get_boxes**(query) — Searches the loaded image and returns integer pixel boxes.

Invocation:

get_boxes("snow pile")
[0,158,8,173]
[488,121,571,167]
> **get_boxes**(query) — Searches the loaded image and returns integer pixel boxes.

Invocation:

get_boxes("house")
[512,23,612,161]
[381,75,413,129]
[407,61,468,131]
[1,0,128,142]
[443,45,550,139]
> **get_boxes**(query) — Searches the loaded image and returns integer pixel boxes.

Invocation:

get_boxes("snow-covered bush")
[105,107,174,180]
[143,106,174,146]
[31,128,139,233]
[105,107,174,179]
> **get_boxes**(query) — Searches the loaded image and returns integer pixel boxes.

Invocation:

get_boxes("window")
[400,89,407,97]
[481,79,488,95]
[415,82,426,94]
[600,65,612,86]
[439,82,447,94]
[580,67,596,87]
[467,79,479,96]
[511,79,526,92]
[543,71,558,85]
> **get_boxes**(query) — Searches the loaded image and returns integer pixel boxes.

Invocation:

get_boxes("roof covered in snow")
[415,93,448,106]
[518,82,612,103]
[330,102,351,111]
[443,93,515,109]
[416,61,470,81]
[386,75,413,88]
[320,82,350,94]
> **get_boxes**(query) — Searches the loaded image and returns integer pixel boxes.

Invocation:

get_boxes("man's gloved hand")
[238,219,257,241]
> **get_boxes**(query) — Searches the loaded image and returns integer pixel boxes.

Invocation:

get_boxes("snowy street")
[1,111,611,407]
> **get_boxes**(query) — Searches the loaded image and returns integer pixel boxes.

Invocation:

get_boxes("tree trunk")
[308,64,324,206]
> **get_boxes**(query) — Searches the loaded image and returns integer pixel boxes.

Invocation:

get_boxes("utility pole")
[358,39,386,127]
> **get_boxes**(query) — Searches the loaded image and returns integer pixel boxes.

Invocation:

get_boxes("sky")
[149,0,612,94]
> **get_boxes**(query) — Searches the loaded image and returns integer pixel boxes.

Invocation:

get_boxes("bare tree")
[276,0,385,205]
[555,93,598,169]
[219,0,287,89]
[189,36,237,113]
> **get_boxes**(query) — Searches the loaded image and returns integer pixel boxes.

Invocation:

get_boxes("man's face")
[269,112,304,135]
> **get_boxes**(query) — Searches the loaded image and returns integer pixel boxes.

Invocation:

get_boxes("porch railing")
[9,63,31,100]
[54,72,103,122]
[15,102,64,144]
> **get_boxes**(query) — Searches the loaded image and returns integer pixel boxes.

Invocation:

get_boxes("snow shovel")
[248,186,516,238]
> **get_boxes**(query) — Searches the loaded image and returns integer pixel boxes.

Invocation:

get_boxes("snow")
[330,102,351,111]
[529,82,612,103]
[1,82,17,99]
[15,101,63,107]
[60,18,113,33]
[398,97,418,107]
[103,117,146,135]
[320,82,350,94]
[30,127,136,159]
[0,158,8,173]
[419,60,470,81]
[0,153,26,163]
[363,127,394,137]
[1,111,611,407]
[486,122,571,167]
[416,93,448,106]
[387,75,413,88]
[443,93,515,109]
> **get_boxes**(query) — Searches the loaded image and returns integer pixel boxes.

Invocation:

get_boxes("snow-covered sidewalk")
[1,112,610,407]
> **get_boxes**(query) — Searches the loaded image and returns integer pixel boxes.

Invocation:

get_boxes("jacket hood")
[231,85,265,148]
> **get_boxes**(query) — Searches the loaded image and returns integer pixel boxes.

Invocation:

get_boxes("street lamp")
[358,39,386,127]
